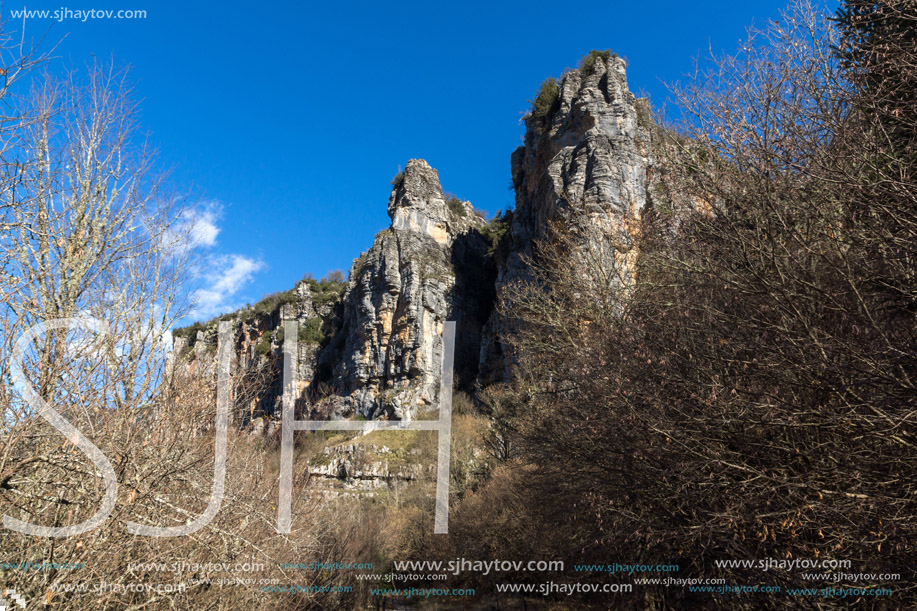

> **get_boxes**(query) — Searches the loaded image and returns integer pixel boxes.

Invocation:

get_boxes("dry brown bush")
[424,2,916,608]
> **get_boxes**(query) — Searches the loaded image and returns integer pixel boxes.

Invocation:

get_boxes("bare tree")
[0,59,204,603]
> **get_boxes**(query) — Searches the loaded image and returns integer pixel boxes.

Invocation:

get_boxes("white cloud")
[155,201,266,325]
[162,203,222,254]
[186,209,220,247]
[190,254,264,320]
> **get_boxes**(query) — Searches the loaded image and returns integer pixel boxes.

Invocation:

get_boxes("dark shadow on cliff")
[450,228,498,393]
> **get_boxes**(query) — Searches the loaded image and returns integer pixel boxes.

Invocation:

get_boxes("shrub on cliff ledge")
[579,49,614,75]
[445,194,466,218]
[248,289,298,319]
[530,76,559,120]
[172,320,207,342]
[254,333,274,355]
[482,209,512,257]
[298,317,325,344]
[302,272,345,308]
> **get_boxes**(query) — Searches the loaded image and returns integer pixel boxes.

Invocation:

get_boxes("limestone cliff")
[171,52,654,423]
[321,159,493,419]
[479,53,653,379]
[168,277,343,422]
[170,160,494,422]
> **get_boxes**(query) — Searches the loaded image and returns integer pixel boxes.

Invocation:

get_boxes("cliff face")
[172,53,653,422]
[168,278,342,422]
[323,159,492,419]
[479,54,653,379]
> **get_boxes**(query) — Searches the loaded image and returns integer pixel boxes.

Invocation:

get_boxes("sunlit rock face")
[326,159,492,419]
[479,55,653,380]
[173,54,658,422]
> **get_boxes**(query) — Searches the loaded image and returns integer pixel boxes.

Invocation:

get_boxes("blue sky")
[13,0,811,323]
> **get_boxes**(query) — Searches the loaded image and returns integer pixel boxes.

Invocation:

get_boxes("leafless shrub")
[434,1,915,607]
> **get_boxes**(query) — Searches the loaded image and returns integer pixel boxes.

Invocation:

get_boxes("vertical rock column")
[479,55,653,380]
[328,159,489,419]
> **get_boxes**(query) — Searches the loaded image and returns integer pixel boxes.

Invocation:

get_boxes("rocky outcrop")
[168,277,344,423]
[170,160,494,423]
[308,442,426,491]
[479,53,653,379]
[322,159,493,419]
[172,52,655,424]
